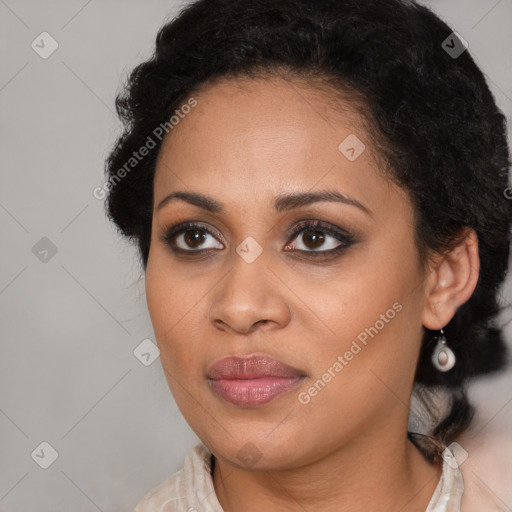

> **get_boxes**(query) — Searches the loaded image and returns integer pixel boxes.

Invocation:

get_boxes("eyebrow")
[157,189,372,216]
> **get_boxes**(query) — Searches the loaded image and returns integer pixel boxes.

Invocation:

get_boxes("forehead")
[153,75,400,215]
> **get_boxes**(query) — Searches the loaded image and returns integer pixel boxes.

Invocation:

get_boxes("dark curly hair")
[104,0,512,459]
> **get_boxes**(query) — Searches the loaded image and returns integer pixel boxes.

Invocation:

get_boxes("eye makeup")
[159,218,358,260]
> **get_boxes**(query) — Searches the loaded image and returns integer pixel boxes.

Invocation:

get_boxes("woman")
[104,0,512,510]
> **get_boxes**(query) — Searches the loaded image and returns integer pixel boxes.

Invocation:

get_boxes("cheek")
[290,238,423,380]
[289,249,413,345]
[145,255,206,361]
[145,262,212,420]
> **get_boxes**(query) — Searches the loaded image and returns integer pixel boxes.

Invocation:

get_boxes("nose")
[208,254,291,335]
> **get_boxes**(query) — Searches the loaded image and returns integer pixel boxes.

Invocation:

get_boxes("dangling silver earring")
[431,328,456,372]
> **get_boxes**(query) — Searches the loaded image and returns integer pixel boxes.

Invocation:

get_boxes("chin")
[195,421,319,472]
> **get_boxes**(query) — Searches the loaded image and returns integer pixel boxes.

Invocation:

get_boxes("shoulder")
[456,431,512,511]
[134,470,184,512]
[134,443,217,512]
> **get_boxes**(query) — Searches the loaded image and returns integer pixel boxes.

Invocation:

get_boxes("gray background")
[1,1,511,510]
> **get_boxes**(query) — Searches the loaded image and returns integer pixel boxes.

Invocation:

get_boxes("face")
[145,75,431,471]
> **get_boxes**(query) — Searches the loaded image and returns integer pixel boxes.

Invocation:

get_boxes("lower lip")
[208,376,304,407]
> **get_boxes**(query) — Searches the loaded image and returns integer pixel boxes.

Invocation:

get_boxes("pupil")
[185,230,205,248]
[303,230,325,249]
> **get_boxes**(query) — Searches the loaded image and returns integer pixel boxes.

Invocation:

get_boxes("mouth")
[206,354,306,407]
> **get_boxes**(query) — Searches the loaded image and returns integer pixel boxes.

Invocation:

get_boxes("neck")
[212,427,442,512]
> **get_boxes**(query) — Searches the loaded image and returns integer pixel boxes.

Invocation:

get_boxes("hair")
[104,0,512,460]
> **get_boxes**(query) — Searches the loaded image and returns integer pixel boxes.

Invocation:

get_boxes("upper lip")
[207,354,306,380]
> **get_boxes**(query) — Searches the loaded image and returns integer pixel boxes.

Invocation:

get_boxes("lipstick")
[207,354,306,407]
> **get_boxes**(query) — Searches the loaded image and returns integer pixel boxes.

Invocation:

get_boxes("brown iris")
[302,230,325,249]
[184,229,206,248]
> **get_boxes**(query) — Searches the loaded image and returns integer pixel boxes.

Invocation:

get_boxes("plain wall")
[1,1,511,510]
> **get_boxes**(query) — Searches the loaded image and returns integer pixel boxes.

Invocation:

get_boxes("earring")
[431,328,456,372]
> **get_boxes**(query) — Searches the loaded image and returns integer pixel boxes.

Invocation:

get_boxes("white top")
[134,443,464,512]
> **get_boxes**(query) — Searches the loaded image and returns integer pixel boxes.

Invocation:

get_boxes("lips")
[207,354,305,379]
[207,354,306,407]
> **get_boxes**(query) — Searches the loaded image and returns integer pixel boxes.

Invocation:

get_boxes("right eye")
[163,222,224,253]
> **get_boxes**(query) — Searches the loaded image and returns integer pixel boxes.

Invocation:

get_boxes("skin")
[145,75,480,511]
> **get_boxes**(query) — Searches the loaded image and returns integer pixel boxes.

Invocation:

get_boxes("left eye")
[286,228,345,252]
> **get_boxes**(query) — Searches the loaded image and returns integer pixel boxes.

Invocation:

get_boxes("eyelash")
[162,220,356,259]
[285,220,356,258]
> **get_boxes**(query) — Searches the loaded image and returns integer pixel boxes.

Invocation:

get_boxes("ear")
[421,228,480,330]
